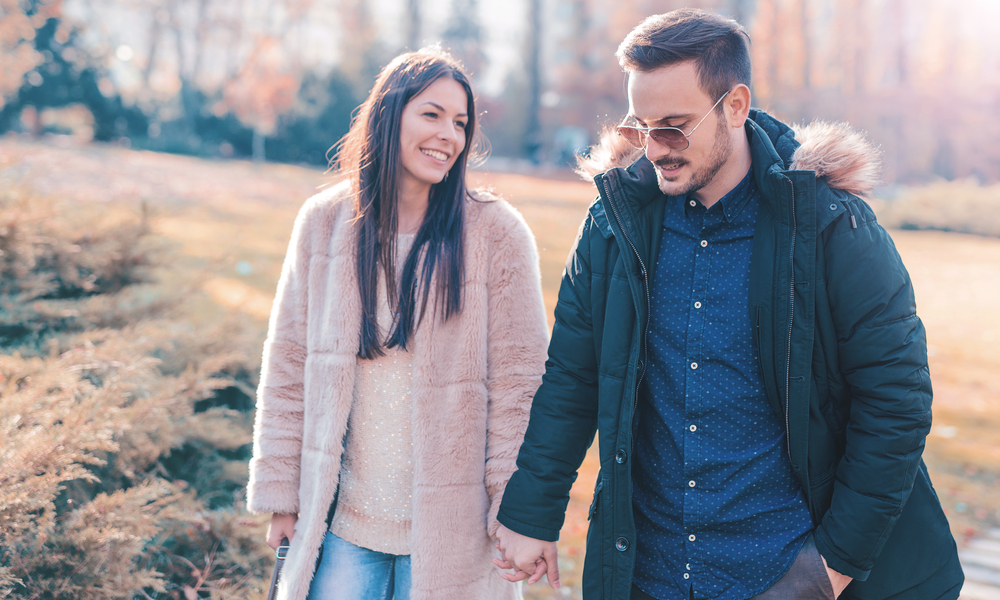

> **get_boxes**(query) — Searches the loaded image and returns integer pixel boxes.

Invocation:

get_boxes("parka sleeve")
[496,212,602,542]
[812,197,933,580]
[483,206,551,540]
[246,200,316,516]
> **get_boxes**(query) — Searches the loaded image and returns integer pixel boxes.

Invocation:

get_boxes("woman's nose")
[438,122,460,143]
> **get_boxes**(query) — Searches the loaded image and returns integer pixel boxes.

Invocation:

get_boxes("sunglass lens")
[649,128,687,150]
[616,126,646,149]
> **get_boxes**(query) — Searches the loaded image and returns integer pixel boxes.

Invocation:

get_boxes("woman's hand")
[267,513,298,550]
[493,524,561,589]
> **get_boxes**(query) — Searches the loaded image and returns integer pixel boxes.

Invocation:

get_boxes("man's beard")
[654,115,733,198]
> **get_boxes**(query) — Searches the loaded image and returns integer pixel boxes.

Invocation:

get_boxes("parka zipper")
[602,176,651,507]
[602,177,650,424]
[782,175,796,461]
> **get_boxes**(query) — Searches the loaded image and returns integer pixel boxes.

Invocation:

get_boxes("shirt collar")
[674,166,757,222]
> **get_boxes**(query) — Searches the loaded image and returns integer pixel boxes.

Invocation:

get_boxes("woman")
[247,48,549,600]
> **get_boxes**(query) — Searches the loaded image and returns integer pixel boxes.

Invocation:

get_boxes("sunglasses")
[616,90,730,151]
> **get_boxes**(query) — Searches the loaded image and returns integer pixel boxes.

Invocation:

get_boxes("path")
[962,529,1000,599]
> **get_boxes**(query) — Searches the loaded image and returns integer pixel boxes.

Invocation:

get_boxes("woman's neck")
[397,178,431,235]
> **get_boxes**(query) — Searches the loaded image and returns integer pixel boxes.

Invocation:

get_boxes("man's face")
[626,61,733,200]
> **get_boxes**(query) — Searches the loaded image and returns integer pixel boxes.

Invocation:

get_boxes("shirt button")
[688,480,696,487]
[689,424,697,432]
[700,240,708,247]
[615,537,629,551]
[615,449,628,464]
[686,563,691,570]
[683,573,690,580]
[694,301,702,309]
[688,534,696,542]
[689,200,697,207]
[690,362,698,370]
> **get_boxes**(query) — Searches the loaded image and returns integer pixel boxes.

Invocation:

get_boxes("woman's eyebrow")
[416,101,467,118]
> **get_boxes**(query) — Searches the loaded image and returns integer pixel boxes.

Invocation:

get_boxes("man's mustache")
[654,157,688,169]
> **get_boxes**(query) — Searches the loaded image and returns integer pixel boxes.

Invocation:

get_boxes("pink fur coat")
[247,182,549,600]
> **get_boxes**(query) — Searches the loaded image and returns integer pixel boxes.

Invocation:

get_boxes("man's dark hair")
[616,9,751,104]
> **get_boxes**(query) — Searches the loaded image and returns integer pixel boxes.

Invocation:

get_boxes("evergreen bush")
[0,188,272,599]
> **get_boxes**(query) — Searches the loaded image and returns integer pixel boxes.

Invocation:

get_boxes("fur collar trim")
[575,114,881,198]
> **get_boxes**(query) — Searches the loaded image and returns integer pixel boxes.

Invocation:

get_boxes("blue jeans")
[306,532,411,600]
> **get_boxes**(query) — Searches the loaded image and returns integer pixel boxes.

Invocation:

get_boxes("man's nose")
[644,135,672,164]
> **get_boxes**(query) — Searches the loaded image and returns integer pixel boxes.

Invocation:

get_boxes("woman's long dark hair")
[333,48,479,359]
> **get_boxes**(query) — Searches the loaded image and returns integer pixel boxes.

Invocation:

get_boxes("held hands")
[821,555,853,598]
[267,513,298,550]
[492,523,561,589]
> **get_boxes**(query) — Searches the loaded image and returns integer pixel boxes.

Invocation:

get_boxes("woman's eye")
[455,121,467,130]
[423,111,438,119]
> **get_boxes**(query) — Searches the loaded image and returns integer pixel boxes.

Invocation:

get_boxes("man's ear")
[727,84,751,128]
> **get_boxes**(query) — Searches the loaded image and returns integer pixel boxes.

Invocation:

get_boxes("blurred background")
[3,0,1000,182]
[2,1,1000,599]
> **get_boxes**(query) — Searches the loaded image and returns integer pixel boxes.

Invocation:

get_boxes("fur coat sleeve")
[479,199,551,539]
[247,192,337,516]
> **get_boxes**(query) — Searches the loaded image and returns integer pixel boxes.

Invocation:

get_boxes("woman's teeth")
[422,149,447,161]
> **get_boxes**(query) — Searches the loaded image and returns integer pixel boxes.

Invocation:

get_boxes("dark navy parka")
[497,110,963,600]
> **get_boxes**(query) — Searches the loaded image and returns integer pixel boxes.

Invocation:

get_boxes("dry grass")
[1,135,997,599]
[875,180,1000,238]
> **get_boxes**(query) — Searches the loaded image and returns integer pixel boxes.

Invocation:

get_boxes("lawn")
[2,135,997,600]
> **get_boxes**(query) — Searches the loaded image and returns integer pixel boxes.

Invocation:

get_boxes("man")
[494,9,963,600]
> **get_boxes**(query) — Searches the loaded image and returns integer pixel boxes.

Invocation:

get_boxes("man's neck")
[692,132,752,209]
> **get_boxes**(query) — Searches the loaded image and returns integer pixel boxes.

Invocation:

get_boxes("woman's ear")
[727,84,752,128]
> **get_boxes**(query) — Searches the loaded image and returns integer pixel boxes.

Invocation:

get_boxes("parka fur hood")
[247,183,549,600]
[575,110,881,199]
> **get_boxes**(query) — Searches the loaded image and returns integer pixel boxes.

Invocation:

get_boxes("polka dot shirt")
[631,168,813,600]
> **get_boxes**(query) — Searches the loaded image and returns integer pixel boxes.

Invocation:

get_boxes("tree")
[0,1,148,140]
[524,0,542,161]
[441,0,485,77]
[0,0,63,111]
[406,0,422,50]
[219,37,299,162]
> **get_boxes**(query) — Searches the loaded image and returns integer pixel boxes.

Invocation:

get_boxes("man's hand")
[821,555,853,598]
[492,523,561,589]
[267,513,297,550]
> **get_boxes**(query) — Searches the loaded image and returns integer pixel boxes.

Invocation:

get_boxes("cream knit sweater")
[329,234,416,555]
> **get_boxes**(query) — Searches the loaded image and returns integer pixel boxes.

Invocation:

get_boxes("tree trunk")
[142,14,161,88]
[253,128,265,163]
[524,0,542,162]
[407,0,421,50]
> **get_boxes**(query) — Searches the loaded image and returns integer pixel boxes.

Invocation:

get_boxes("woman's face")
[398,76,469,195]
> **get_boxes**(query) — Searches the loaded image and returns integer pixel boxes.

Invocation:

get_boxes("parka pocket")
[808,463,838,520]
[588,474,605,521]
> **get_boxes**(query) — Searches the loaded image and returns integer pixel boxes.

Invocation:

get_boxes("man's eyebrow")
[416,101,468,118]
[648,113,695,126]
